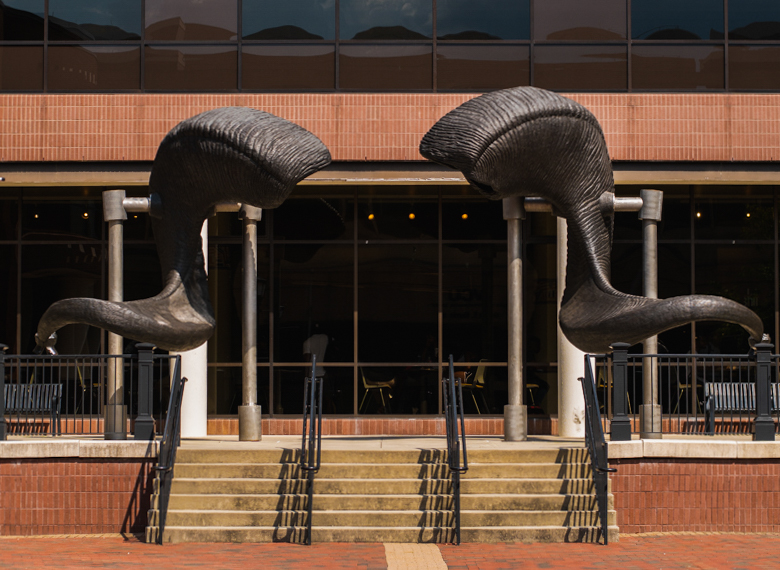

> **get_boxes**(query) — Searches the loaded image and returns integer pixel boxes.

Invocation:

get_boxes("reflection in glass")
[436,0,529,40]
[0,246,17,352]
[535,0,625,40]
[48,0,141,41]
[340,0,431,40]
[694,188,773,240]
[0,0,44,40]
[437,45,529,91]
[729,0,780,40]
[357,198,437,240]
[144,45,237,91]
[242,0,334,40]
[209,366,270,415]
[0,47,43,90]
[730,46,780,90]
[48,46,140,91]
[632,0,723,40]
[145,0,237,41]
[339,44,432,90]
[22,199,102,241]
[274,198,351,240]
[243,46,335,90]
[632,46,723,90]
[442,199,506,240]
[534,45,627,91]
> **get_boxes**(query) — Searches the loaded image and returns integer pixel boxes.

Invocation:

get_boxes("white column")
[175,221,209,438]
[557,217,586,438]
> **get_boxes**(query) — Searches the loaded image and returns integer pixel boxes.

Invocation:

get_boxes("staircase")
[147,446,617,543]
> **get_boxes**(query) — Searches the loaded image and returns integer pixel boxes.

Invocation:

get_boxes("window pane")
[729,0,780,40]
[357,197,437,240]
[145,0,237,41]
[339,44,432,90]
[273,197,352,240]
[242,45,334,90]
[48,46,140,91]
[340,0,432,40]
[48,0,141,41]
[22,199,102,241]
[632,0,724,40]
[1,0,43,40]
[613,186,692,240]
[144,45,237,91]
[535,0,626,41]
[210,366,270,415]
[0,246,17,351]
[534,45,627,91]
[631,45,723,90]
[242,0,334,40]
[436,0,529,40]
[730,46,780,90]
[693,187,773,240]
[442,198,506,240]
[0,46,43,90]
[437,44,529,91]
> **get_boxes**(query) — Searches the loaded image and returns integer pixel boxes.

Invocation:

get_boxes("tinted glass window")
[48,0,141,41]
[535,0,626,40]
[438,45,528,90]
[632,0,723,40]
[145,0,237,41]
[339,44,432,90]
[48,46,140,90]
[436,0,529,40]
[274,198,352,240]
[22,199,102,241]
[243,45,335,90]
[0,245,18,352]
[0,46,43,90]
[340,0,432,40]
[730,46,780,90]
[693,187,773,240]
[242,0,335,40]
[730,0,780,40]
[144,45,237,90]
[534,45,627,91]
[442,199,506,240]
[357,198,438,240]
[0,0,44,40]
[632,45,723,90]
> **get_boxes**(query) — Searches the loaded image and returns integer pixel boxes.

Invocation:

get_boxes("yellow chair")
[359,368,395,413]
[459,360,490,414]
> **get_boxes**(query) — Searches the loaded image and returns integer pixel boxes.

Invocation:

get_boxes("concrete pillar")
[557,217,586,438]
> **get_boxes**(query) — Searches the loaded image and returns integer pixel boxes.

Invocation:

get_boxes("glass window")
[729,0,780,40]
[632,0,723,40]
[0,246,18,352]
[437,44,529,91]
[242,45,335,90]
[0,46,43,90]
[48,0,141,41]
[357,197,438,240]
[436,0,529,40]
[48,46,140,91]
[144,45,237,91]
[631,45,723,90]
[242,0,335,40]
[124,245,163,302]
[339,44,432,90]
[274,197,352,240]
[442,198,506,240]
[729,46,780,90]
[533,45,627,91]
[0,0,44,41]
[613,186,691,240]
[145,0,237,41]
[21,198,102,241]
[0,192,18,241]
[535,0,626,41]
[693,187,773,241]
[340,0,432,40]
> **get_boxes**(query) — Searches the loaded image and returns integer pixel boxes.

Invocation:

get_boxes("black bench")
[704,381,779,435]
[3,383,62,435]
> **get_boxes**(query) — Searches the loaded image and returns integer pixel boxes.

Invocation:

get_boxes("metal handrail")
[443,355,468,545]
[580,354,616,546]
[300,355,323,546]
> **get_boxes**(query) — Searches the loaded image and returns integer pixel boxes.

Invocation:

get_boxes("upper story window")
[145,0,237,41]
[242,0,335,40]
[436,0,529,40]
[48,0,141,41]
[339,0,432,40]
[0,0,44,41]
[632,0,723,40]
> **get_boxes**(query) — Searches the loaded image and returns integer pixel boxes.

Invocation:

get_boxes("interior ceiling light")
[696,212,702,218]
[34,214,39,219]
[461,213,468,220]
[368,213,375,220]
[82,212,89,219]
[408,213,415,220]
[746,212,751,218]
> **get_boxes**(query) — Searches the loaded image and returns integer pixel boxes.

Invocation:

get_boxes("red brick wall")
[0,459,154,536]
[610,458,780,534]
[1,93,779,163]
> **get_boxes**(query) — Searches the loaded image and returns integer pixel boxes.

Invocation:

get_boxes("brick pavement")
[1,534,780,569]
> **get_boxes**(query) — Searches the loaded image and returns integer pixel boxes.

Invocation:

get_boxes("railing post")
[753,342,775,442]
[610,343,632,441]
[134,343,156,440]
[0,344,7,441]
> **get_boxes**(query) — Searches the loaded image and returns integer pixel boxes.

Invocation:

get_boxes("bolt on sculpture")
[420,87,763,353]
[35,107,331,353]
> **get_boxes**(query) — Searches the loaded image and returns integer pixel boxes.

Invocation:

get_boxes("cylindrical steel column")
[639,189,663,439]
[238,204,263,441]
[503,197,527,441]
[103,190,127,440]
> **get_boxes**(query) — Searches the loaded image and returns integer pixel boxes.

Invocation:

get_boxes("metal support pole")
[0,344,7,441]
[639,189,663,439]
[610,343,632,441]
[103,189,127,440]
[503,197,527,441]
[753,342,775,441]
[134,343,156,440]
[238,204,263,441]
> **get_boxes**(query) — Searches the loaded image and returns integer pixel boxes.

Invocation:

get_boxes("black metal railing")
[443,354,468,545]
[151,356,186,545]
[300,355,323,546]
[580,355,617,546]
